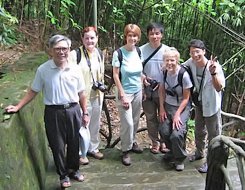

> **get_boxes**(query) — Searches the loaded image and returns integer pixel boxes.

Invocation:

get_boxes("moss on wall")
[0,52,50,190]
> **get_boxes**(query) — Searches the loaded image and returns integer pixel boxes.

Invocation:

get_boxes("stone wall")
[0,52,50,190]
[0,96,50,190]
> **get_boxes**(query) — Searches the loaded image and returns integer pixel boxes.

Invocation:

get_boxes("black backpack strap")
[180,65,193,84]
[76,47,82,64]
[114,48,123,81]
[136,46,141,58]
[163,69,167,83]
[177,66,186,91]
[116,48,123,67]
[180,64,195,94]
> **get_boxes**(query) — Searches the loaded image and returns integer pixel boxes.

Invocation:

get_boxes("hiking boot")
[88,151,104,160]
[131,142,143,153]
[122,151,131,166]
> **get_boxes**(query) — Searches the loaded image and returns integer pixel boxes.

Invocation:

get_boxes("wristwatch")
[83,112,89,116]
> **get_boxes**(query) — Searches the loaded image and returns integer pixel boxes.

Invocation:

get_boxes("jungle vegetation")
[0,0,244,136]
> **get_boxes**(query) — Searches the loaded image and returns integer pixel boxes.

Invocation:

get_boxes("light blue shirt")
[112,47,142,94]
[32,59,85,105]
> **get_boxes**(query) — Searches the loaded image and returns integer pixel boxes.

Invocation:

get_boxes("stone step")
[45,148,206,189]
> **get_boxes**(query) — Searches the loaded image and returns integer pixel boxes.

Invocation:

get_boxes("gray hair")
[48,34,71,48]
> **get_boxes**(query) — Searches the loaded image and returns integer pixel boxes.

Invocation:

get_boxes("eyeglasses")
[189,49,204,56]
[53,47,69,53]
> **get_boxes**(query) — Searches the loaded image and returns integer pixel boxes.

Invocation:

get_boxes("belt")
[45,102,78,109]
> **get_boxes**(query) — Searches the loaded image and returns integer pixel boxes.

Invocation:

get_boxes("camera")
[166,88,177,97]
[92,81,107,92]
[147,78,159,90]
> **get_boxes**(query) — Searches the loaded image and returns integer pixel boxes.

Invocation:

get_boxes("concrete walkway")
[45,148,207,190]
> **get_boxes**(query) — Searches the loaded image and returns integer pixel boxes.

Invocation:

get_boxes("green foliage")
[46,0,81,31]
[0,7,18,46]
[187,119,195,140]
[47,11,58,25]
[190,0,216,15]
[218,0,244,27]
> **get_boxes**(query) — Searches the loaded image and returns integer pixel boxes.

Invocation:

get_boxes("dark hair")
[81,26,98,38]
[146,22,164,35]
[123,24,141,44]
[188,39,206,50]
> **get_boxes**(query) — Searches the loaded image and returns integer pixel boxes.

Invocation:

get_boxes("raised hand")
[209,55,217,75]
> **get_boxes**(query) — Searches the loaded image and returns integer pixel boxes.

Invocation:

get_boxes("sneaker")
[79,157,89,165]
[122,151,131,166]
[175,163,185,171]
[198,162,208,173]
[88,151,104,160]
[131,142,143,153]
[189,154,204,162]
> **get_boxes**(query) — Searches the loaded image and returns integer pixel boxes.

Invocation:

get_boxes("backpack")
[163,64,194,102]
[112,46,141,83]
[75,47,103,64]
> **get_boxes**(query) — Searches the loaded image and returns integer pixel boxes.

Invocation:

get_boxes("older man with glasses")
[5,34,89,188]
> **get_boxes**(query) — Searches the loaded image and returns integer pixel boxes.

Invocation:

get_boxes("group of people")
[4,22,225,188]
[111,22,225,173]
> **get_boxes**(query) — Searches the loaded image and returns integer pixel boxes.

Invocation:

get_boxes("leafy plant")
[0,7,18,47]
[187,119,195,140]
[46,0,81,31]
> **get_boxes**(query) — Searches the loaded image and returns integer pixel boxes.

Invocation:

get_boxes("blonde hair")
[163,47,180,62]
[123,24,141,44]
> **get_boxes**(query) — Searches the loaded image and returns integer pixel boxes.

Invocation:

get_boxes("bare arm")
[210,74,223,92]
[209,56,224,92]
[5,89,38,113]
[78,91,89,126]
[113,66,129,109]
[113,67,125,98]
[172,88,190,130]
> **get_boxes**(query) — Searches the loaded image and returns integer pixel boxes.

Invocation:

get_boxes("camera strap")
[196,61,208,99]
[142,44,162,75]
[82,46,100,84]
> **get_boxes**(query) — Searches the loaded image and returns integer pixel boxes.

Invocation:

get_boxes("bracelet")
[211,73,217,76]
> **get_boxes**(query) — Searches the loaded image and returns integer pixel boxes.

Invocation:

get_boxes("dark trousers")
[159,103,190,162]
[44,104,81,180]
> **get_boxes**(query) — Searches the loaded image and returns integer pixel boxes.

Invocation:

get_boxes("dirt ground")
[100,98,195,154]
